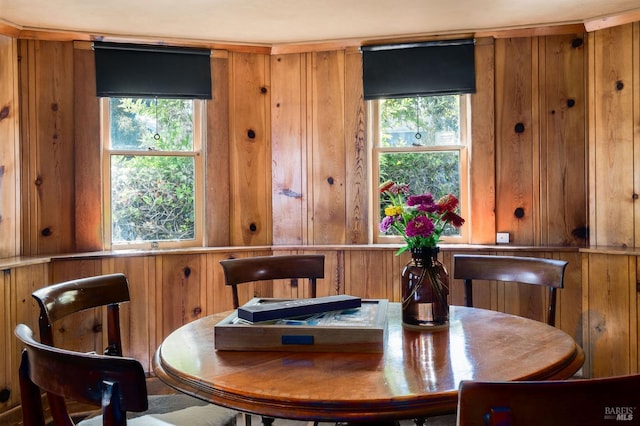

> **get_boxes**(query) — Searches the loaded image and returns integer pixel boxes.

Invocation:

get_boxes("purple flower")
[407,194,433,206]
[405,216,435,238]
[379,215,395,233]
[407,194,438,213]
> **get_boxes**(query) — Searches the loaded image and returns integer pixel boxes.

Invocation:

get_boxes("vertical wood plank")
[631,254,638,375]
[206,52,231,246]
[634,23,640,251]
[9,264,48,408]
[0,36,20,258]
[73,44,102,251]
[206,251,239,314]
[590,24,635,247]
[344,250,395,300]
[18,39,36,255]
[271,53,306,245]
[539,34,587,246]
[495,38,535,245]
[469,38,496,244]
[531,38,542,246]
[156,254,206,340]
[555,251,583,345]
[228,52,272,246]
[344,48,367,244]
[0,269,8,412]
[102,256,154,371]
[586,254,634,377]
[310,51,346,244]
[581,253,591,377]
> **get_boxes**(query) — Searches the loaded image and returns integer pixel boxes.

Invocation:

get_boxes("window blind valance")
[94,42,212,99]
[361,39,476,100]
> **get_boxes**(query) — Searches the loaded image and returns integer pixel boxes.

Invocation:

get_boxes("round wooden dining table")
[153,303,584,423]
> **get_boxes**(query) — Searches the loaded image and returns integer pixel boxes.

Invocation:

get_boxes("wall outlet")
[496,232,510,244]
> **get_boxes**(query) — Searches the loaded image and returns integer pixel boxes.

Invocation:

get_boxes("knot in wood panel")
[280,188,302,198]
[0,106,9,121]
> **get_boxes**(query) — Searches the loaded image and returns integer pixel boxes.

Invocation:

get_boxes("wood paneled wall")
[494,34,586,246]
[270,49,367,245]
[6,31,590,256]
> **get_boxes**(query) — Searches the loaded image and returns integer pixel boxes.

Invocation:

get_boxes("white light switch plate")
[496,232,510,244]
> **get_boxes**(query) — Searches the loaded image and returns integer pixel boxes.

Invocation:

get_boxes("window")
[102,98,204,249]
[371,95,469,243]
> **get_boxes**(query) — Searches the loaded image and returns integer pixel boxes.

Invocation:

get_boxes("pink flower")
[405,216,435,238]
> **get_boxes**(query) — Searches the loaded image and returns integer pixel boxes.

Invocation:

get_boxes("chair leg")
[240,412,251,426]
[413,419,425,426]
[261,416,274,425]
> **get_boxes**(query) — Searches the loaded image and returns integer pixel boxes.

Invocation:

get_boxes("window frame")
[369,95,470,245]
[100,97,205,250]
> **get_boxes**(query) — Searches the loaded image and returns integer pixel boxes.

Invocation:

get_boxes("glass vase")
[401,247,450,328]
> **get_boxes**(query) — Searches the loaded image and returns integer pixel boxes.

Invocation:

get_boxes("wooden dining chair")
[219,254,324,426]
[30,273,133,420]
[452,255,568,326]
[29,273,238,425]
[15,323,238,426]
[457,374,640,425]
[219,254,325,309]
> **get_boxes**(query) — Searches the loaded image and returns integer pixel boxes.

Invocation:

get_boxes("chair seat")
[78,396,237,425]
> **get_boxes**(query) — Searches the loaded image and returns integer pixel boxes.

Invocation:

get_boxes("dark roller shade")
[361,39,476,100]
[94,42,212,99]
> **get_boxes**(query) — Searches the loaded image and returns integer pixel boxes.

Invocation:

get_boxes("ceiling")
[1,0,639,46]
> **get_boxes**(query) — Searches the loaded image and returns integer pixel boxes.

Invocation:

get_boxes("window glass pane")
[111,155,195,243]
[375,93,466,242]
[380,96,460,147]
[110,98,194,151]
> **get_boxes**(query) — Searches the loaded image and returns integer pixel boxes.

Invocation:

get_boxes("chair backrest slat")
[219,255,325,308]
[453,255,568,326]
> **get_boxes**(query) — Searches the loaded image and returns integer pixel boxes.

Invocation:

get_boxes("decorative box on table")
[214,298,388,353]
